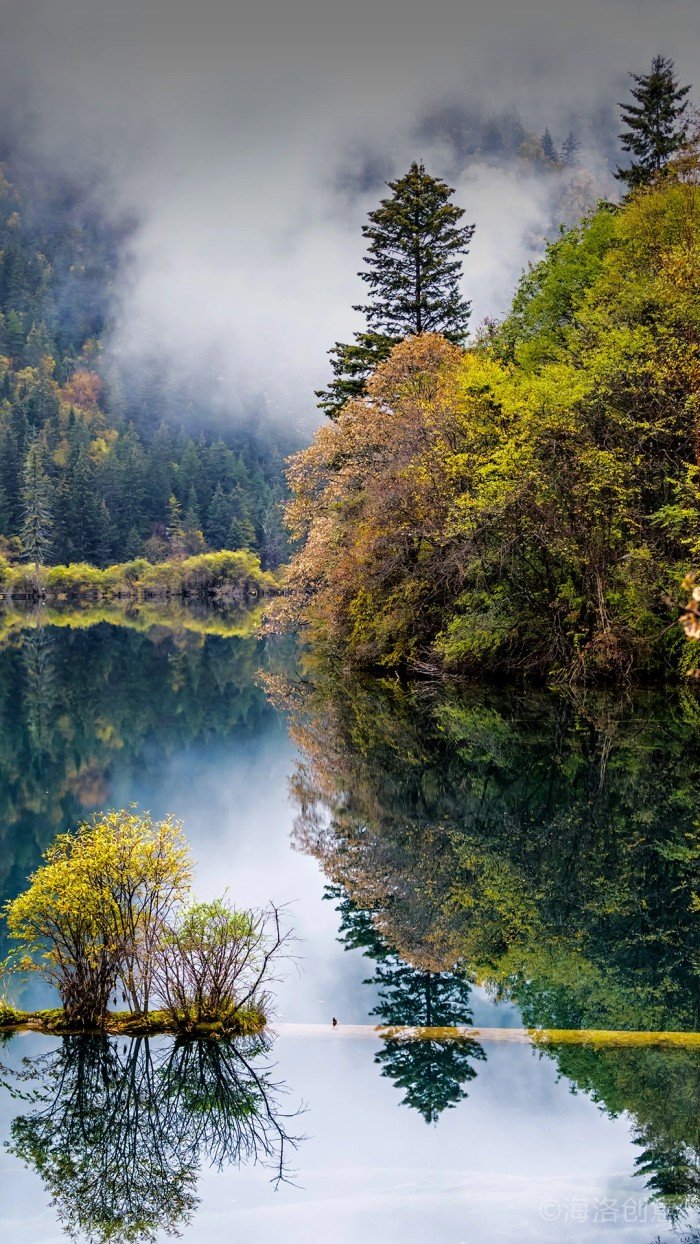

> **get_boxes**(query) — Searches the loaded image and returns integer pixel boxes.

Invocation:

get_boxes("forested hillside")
[278,159,700,683]
[0,149,288,567]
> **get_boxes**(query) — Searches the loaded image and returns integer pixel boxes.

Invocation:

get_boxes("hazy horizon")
[1,0,699,429]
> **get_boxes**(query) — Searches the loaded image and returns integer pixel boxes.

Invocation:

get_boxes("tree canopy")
[277,163,700,684]
[317,162,474,417]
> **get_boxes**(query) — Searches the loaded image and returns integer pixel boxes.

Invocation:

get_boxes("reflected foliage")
[542,1042,700,1223]
[332,887,485,1123]
[284,672,700,1032]
[4,1033,299,1242]
[0,618,275,929]
[277,668,700,1210]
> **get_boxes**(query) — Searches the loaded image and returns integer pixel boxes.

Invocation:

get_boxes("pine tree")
[541,128,557,163]
[226,487,256,550]
[317,161,474,417]
[124,526,143,560]
[25,321,55,367]
[206,483,233,549]
[21,435,53,567]
[6,309,24,361]
[616,56,691,188]
[183,486,201,532]
[166,493,183,540]
[561,131,580,168]
[60,444,107,563]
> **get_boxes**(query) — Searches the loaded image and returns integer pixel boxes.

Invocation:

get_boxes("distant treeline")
[0,550,279,602]
[0,148,289,569]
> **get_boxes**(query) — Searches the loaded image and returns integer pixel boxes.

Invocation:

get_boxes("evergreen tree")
[166,493,184,547]
[25,321,54,367]
[616,56,691,188]
[183,486,201,533]
[541,128,557,162]
[60,445,108,563]
[5,309,24,361]
[21,435,53,566]
[206,483,233,548]
[124,526,143,560]
[317,162,474,417]
[561,130,580,168]
[226,487,256,550]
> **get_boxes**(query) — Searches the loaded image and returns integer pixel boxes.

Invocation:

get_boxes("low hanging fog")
[1,0,700,429]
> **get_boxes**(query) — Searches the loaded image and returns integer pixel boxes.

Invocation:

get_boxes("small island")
[1,809,289,1038]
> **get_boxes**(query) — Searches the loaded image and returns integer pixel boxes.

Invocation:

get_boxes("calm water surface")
[0,615,698,1243]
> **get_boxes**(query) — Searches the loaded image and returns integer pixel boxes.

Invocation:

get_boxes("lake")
[0,612,698,1243]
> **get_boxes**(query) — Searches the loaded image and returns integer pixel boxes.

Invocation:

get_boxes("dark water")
[0,616,698,1243]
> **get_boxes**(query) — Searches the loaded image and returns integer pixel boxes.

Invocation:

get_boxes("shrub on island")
[1,809,288,1035]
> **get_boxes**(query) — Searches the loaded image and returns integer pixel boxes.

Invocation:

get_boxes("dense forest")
[0,145,290,568]
[278,60,700,684]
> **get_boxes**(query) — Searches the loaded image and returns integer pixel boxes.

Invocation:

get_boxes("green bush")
[0,552,279,603]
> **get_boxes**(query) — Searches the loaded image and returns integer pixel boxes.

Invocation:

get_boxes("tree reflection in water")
[4,1033,301,1242]
[332,886,485,1124]
[278,669,700,1219]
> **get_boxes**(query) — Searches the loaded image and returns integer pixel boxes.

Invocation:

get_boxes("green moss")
[0,1005,267,1039]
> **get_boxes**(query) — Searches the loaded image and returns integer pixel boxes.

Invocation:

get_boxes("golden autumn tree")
[4,809,192,1026]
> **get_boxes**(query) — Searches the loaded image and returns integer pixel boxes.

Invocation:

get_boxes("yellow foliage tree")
[4,809,192,1026]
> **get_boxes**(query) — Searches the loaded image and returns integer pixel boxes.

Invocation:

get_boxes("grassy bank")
[0,550,280,604]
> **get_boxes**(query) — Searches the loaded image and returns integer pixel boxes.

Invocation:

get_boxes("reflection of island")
[4,1033,300,1242]
[0,615,273,922]
[277,670,700,1216]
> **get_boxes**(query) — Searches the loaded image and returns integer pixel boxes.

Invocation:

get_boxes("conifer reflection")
[285,674,700,1033]
[280,671,700,1214]
[333,888,485,1123]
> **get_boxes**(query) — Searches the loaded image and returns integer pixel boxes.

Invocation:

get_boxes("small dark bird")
[332,1017,338,1027]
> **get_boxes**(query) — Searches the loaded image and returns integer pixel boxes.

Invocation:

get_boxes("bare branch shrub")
[153,899,290,1031]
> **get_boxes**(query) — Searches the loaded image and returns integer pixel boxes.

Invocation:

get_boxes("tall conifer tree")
[21,435,53,567]
[541,128,557,162]
[317,162,474,417]
[616,56,691,188]
[561,130,580,168]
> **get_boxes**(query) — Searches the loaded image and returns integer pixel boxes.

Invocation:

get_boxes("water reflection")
[331,886,485,1123]
[2,1033,300,1242]
[278,668,700,1221]
[0,615,699,1236]
[542,1041,700,1224]
[0,612,274,928]
[283,672,700,1034]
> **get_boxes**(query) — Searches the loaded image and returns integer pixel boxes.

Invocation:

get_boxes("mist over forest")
[1,0,698,429]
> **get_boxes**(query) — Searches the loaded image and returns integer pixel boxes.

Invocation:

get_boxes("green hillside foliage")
[279,165,700,683]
